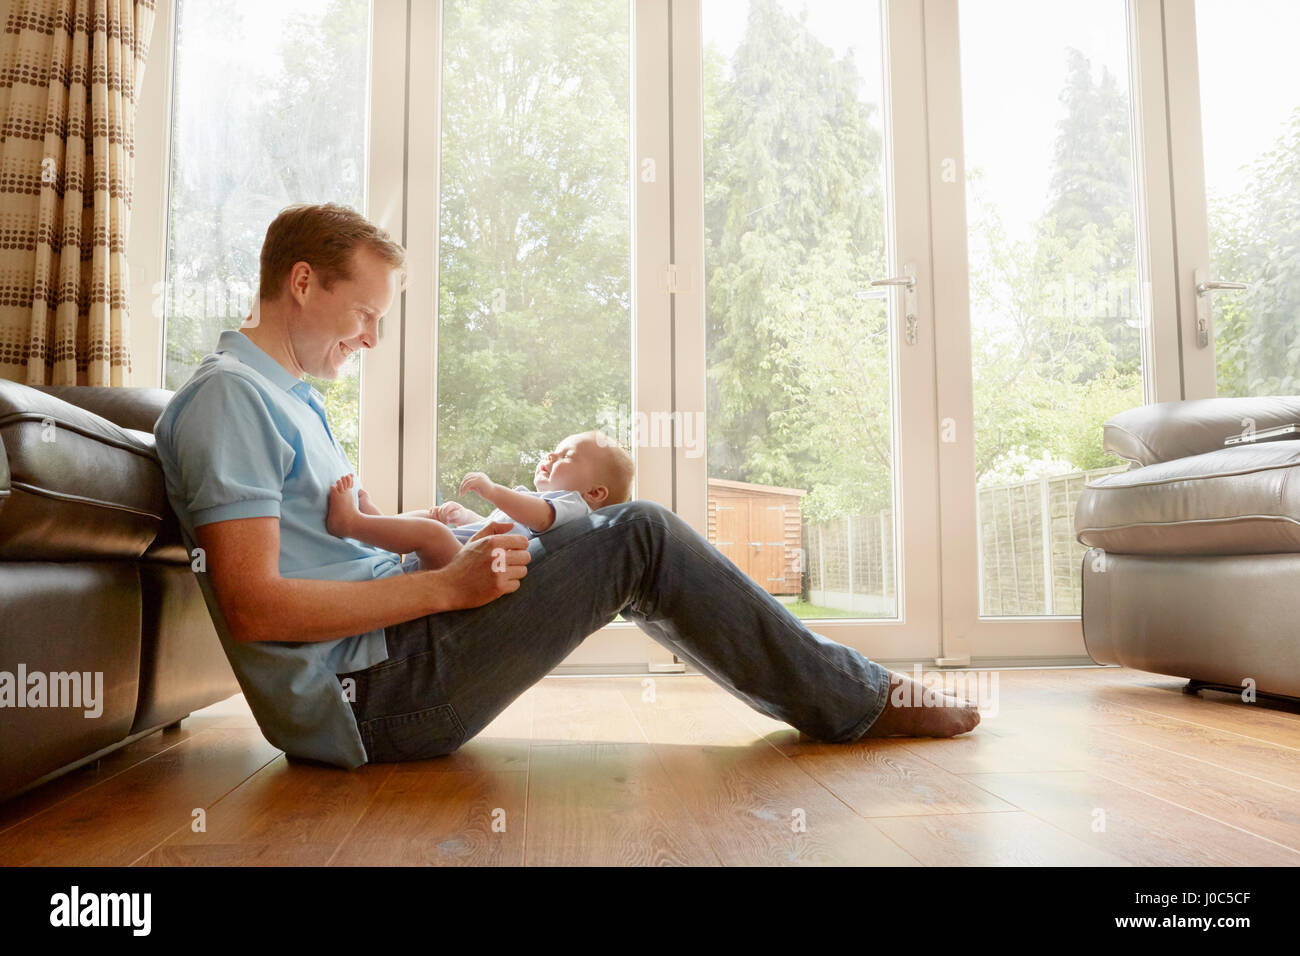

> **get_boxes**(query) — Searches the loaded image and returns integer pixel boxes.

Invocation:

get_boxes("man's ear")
[288,261,313,306]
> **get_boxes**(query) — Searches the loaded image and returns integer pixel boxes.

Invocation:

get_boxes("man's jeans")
[338,499,892,763]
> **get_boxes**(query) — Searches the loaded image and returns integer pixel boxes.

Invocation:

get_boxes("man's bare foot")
[859,670,982,738]
[326,474,361,538]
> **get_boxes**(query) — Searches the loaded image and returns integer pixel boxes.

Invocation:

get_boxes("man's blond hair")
[259,202,407,302]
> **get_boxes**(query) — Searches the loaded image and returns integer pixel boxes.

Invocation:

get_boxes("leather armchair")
[1076,397,1300,700]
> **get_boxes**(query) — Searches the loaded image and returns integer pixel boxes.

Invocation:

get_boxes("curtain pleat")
[0,0,156,385]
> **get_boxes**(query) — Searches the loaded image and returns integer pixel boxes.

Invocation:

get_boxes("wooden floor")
[1,666,1298,866]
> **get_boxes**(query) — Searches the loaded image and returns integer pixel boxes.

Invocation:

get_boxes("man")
[154,203,978,770]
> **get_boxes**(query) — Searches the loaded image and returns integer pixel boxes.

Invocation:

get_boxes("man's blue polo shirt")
[154,329,403,768]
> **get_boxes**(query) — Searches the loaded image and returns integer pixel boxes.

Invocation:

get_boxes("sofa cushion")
[0,382,168,561]
[1076,440,1300,555]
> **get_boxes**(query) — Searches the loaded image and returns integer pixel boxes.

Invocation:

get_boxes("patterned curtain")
[0,0,156,386]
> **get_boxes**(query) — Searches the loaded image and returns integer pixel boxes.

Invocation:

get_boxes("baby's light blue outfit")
[450,487,591,544]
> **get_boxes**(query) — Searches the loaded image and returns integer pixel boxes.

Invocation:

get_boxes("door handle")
[1193,268,1249,348]
[1195,279,1249,296]
[871,264,918,345]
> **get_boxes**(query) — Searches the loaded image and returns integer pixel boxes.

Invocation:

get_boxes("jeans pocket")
[360,703,466,763]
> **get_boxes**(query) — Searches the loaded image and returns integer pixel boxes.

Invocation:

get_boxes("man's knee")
[614,498,669,517]
[605,498,677,529]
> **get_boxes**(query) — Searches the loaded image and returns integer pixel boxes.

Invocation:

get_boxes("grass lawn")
[781,600,867,619]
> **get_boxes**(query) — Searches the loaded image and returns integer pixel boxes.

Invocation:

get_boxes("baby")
[325,430,635,571]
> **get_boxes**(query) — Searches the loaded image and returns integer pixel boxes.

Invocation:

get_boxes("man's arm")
[460,473,554,531]
[196,516,530,644]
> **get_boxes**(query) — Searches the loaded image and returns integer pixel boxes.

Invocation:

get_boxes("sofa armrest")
[0,381,167,560]
[1103,396,1300,467]
[30,385,174,433]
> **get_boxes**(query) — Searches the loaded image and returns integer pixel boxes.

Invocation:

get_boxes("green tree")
[1211,107,1300,396]
[704,0,889,522]
[968,46,1143,483]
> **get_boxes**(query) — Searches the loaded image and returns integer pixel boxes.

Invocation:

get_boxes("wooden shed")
[706,478,807,595]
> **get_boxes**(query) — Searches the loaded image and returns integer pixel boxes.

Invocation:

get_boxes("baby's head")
[534,430,635,509]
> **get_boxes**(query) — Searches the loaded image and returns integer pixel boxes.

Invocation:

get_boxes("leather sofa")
[1076,396,1300,701]
[0,381,239,801]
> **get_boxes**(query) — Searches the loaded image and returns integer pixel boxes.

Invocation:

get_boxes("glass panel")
[959,1,1145,616]
[163,0,370,465]
[703,0,897,621]
[1196,0,1300,396]
[435,1,633,515]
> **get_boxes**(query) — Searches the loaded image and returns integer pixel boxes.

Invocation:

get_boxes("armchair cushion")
[1104,396,1300,467]
[1077,440,1300,555]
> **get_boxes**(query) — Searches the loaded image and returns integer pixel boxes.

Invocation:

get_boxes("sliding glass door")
[675,0,945,662]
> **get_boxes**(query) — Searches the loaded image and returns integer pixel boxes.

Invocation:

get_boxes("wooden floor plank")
[616,681,920,865]
[782,739,1019,818]
[964,771,1300,867]
[177,692,260,731]
[1091,685,1300,749]
[0,729,280,866]
[1087,714,1300,791]
[136,756,394,866]
[523,742,720,866]
[953,700,1300,850]
[871,810,1131,866]
[530,679,647,745]
[1065,728,1300,851]
[895,724,1096,774]
[330,769,528,866]
[1,725,204,834]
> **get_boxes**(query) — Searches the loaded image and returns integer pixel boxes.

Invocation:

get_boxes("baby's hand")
[459,472,496,500]
[435,501,471,525]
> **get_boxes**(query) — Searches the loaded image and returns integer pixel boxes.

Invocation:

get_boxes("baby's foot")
[326,474,361,538]
[860,670,982,738]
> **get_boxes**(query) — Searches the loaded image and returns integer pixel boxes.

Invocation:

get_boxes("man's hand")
[434,521,530,609]
[459,471,498,501]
